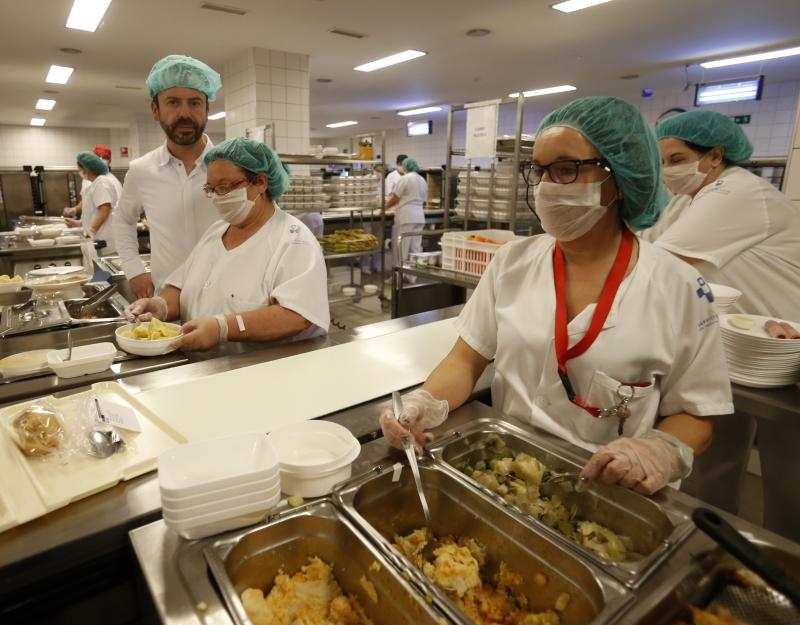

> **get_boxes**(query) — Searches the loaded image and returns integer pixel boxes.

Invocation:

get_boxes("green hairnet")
[205,138,291,199]
[536,96,668,228]
[402,157,420,173]
[656,110,753,164]
[77,151,109,176]
[147,54,221,102]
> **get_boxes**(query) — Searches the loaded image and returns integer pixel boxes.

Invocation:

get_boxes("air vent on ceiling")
[115,85,143,90]
[328,28,366,39]
[200,2,248,16]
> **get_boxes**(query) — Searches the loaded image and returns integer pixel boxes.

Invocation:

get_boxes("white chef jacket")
[455,235,733,453]
[113,137,218,290]
[640,166,800,320]
[82,173,122,252]
[385,169,402,197]
[164,207,330,341]
[393,171,427,225]
[79,177,91,199]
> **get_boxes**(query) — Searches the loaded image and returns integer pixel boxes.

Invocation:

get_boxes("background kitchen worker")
[63,144,114,218]
[125,138,329,352]
[66,151,121,253]
[385,157,427,267]
[384,153,407,197]
[379,97,733,496]
[642,109,800,320]
[641,109,800,541]
[113,54,221,300]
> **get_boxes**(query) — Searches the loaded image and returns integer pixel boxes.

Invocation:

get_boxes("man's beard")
[160,116,205,145]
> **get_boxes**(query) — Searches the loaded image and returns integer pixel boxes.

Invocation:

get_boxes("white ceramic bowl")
[164,490,281,540]
[47,342,116,379]
[115,322,183,356]
[160,470,280,508]
[278,440,360,497]
[158,432,279,499]
[342,286,357,297]
[270,420,359,473]
[363,284,378,295]
[162,481,280,521]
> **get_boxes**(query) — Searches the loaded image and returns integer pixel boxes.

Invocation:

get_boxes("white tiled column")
[127,113,164,159]
[224,48,310,155]
[784,89,800,208]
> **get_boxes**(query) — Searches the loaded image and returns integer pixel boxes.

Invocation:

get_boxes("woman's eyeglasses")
[201,178,250,198]
[519,159,611,186]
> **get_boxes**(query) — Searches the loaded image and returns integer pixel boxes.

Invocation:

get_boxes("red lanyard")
[553,228,634,417]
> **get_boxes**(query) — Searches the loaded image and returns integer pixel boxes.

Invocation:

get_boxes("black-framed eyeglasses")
[520,159,611,186]
[201,178,250,198]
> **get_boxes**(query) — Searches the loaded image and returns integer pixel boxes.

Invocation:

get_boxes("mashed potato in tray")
[455,436,630,561]
[0,274,23,283]
[118,318,180,341]
[241,556,374,625]
[393,529,565,625]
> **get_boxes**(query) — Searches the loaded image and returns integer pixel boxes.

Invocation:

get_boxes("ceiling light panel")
[552,0,613,13]
[398,106,442,116]
[701,45,800,68]
[509,85,577,98]
[66,0,112,32]
[326,121,358,128]
[30,118,46,126]
[35,99,56,110]
[46,65,74,84]
[208,112,226,120]
[354,50,426,72]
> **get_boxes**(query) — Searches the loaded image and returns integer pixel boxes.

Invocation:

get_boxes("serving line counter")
[0,305,797,624]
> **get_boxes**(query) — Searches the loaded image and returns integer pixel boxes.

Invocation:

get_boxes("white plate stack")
[158,432,281,539]
[720,314,800,388]
[708,283,742,314]
[270,420,360,498]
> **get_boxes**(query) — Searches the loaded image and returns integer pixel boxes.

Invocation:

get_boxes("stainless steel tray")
[334,462,631,625]
[203,499,455,625]
[628,538,800,624]
[427,418,694,588]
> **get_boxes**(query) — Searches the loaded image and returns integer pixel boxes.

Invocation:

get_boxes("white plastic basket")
[441,229,525,277]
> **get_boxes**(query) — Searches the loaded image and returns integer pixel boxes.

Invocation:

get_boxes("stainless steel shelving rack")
[279,133,387,306]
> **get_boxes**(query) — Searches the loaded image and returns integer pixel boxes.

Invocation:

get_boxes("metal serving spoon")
[86,428,124,458]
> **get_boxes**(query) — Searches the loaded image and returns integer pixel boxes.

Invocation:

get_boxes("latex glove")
[64,217,81,228]
[171,316,221,352]
[580,430,694,496]
[129,273,155,300]
[379,389,449,454]
[63,207,76,218]
[124,296,168,322]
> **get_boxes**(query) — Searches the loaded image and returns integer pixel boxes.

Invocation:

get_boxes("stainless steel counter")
[0,303,798,624]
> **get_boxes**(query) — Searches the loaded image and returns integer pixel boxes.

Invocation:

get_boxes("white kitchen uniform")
[79,177,91,199]
[385,169,401,197]
[392,171,427,261]
[164,207,330,341]
[113,138,218,290]
[455,235,733,453]
[81,173,123,253]
[640,166,800,320]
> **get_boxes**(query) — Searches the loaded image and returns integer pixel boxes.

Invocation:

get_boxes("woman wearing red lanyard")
[379,96,733,495]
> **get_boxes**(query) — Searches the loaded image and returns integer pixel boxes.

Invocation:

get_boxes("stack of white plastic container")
[455,163,533,222]
[158,432,281,539]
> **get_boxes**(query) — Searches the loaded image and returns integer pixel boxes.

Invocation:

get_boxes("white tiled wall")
[0,125,113,168]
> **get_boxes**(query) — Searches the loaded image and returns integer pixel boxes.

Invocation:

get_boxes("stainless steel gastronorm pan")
[428,418,694,587]
[204,500,454,625]
[334,462,631,625]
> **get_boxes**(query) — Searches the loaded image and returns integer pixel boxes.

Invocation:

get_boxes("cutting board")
[0,381,186,533]
[135,318,459,442]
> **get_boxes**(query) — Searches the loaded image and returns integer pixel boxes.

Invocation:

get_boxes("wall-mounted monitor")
[406,120,433,137]
[695,76,764,106]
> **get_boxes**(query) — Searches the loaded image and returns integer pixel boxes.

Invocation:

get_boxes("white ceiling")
[1,0,799,138]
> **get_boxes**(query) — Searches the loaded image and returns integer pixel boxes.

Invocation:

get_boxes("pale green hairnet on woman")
[402,157,420,173]
[656,109,754,164]
[146,54,222,101]
[76,151,109,176]
[536,96,669,228]
[205,137,291,199]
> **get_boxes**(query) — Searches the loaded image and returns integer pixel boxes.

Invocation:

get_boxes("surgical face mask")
[662,160,708,196]
[533,177,614,242]
[212,186,254,225]
[79,170,88,180]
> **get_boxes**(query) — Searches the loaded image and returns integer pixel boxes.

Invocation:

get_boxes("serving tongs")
[78,283,119,318]
[392,391,440,561]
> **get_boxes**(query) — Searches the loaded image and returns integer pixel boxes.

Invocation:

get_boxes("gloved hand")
[124,296,168,322]
[64,217,81,228]
[171,316,221,352]
[86,227,97,238]
[130,274,155,300]
[379,389,449,454]
[580,430,694,496]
